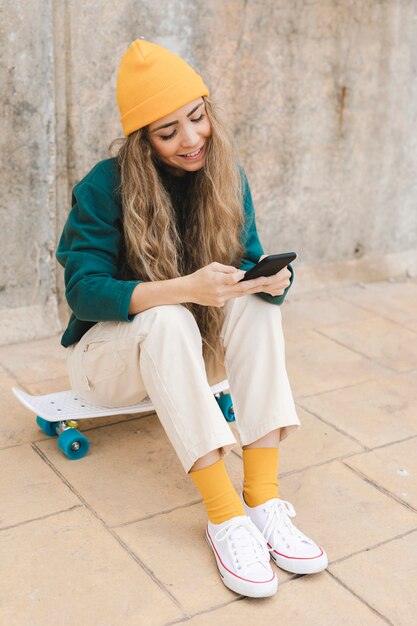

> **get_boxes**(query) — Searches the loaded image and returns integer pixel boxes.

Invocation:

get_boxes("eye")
[158,113,205,141]
[191,113,205,123]
[159,130,177,141]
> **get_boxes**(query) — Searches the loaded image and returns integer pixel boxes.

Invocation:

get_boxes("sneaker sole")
[270,548,328,575]
[205,531,278,598]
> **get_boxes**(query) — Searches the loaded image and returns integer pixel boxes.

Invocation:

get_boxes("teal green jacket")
[56,158,294,347]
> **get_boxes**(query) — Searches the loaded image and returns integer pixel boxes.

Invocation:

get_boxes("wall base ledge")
[291,249,417,295]
[0,297,61,346]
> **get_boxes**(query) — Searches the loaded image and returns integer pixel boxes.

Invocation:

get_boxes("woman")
[57,39,327,598]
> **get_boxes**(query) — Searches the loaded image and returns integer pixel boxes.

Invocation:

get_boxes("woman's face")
[147,97,211,176]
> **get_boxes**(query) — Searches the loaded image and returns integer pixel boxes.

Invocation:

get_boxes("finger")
[254,272,290,288]
[247,286,284,297]
[244,276,285,292]
[221,270,246,285]
[277,266,292,279]
[227,280,268,298]
[240,276,270,289]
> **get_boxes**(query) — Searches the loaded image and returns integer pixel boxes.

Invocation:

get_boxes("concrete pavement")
[1,277,416,625]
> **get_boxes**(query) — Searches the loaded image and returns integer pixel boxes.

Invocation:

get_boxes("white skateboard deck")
[12,379,230,422]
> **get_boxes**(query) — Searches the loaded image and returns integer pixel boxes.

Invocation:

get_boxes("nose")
[179,122,200,150]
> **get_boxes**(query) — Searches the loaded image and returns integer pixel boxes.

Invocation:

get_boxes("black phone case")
[239,252,297,282]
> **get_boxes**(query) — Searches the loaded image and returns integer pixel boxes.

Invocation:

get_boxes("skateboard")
[12,380,235,461]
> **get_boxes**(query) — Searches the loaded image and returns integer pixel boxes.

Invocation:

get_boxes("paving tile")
[279,461,417,562]
[0,374,44,448]
[318,316,417,372]
[0,369,18,396]
[0,334,67,384]
[284,329,390,397]
[230,407,363,475]
[116,502,293,614]
[81,410,158,432]
[330,531,417,626]
[0,507,182,626]
[336,280,417,326]
[36,415,244,526]
[404,318,417,333]
[281,292,371,335]
[300,370,417,448]
[280,407,363,474]
[26,376,71,394]
[344,437,417,509]
[183,572,386,625]
[0,444,80,529]
[0,368,19,396]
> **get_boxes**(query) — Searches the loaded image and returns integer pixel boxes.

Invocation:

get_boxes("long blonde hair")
[114,97,245,368]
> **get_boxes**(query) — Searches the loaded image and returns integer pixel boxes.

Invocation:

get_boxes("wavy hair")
[113,97,245,369]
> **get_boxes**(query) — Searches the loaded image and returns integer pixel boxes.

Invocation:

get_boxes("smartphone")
[239,252,297,282]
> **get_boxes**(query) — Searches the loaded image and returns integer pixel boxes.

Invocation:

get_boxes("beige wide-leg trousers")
[65,294,300,473]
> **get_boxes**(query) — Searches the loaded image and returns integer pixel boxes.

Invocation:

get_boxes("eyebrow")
[150,103,204,132]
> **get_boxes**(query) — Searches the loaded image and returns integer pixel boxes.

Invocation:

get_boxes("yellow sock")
[242,447,279,507]
[189,459,245,524]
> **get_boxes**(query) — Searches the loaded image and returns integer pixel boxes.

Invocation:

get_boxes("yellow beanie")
[116,39,209,136]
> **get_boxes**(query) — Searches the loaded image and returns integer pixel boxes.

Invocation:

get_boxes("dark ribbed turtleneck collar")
[154,159,194,191]
[153,160,195,238]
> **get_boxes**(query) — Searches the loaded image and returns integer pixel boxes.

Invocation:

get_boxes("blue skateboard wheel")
[36,416,59,437]
[58,428,90,460]
[217,393,235,422]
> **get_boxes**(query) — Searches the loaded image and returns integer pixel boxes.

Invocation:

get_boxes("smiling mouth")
[179,145,205,159]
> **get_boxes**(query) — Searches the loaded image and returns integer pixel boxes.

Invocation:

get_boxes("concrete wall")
[1,0,417,345]
[0,0,60,344]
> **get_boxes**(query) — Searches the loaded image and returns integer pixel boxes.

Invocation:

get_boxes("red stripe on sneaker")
[206,527,276,584]
[268,543,324,560]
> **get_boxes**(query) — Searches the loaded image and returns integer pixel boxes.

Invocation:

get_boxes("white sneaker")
[205,515,278,597]
[242,496,328,575]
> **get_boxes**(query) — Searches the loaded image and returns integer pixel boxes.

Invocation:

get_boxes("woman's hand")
[257,266,291,296]
[255,254,292,297]
[185,262,273,307]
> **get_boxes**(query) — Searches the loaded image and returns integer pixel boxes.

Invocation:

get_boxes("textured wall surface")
[0,0,60,343]
[1,0,417,344]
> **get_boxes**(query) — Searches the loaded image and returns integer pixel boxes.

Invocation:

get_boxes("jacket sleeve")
[56,180,141,322]
[239,168,294,305]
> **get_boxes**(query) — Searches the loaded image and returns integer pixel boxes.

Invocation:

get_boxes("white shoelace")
[262,499,312,550]
[214,517,270,572]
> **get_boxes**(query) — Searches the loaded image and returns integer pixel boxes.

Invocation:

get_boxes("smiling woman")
[55,38,326,598]
[148,98,211,174]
